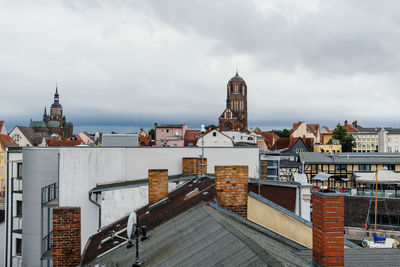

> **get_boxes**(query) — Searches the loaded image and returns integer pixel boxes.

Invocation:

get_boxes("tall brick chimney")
[312,191,345,267]
[148,169,168,205]
[215,165,248,217]
[53,207,81,267]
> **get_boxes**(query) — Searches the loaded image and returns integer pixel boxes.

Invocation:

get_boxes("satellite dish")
[127,210,137,240]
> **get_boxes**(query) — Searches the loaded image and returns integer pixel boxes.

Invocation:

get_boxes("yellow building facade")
[313,144,342,153]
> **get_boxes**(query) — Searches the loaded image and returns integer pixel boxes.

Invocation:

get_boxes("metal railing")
[41,183,58,204]
[41,231,53,257]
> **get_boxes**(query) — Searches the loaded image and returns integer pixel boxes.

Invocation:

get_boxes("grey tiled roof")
[299,152,400,165]
[30,120,60,128]
[86,203,311,267]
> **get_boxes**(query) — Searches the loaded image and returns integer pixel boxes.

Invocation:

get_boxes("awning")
[355,171,400,184]
[312,172,348,182]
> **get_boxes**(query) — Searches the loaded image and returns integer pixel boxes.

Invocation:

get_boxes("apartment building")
[5,146,258,266]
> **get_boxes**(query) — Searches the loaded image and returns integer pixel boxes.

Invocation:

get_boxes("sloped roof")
[30,120,61,128]
[13,126,43,146]
[273,137,292,150]
[139,136,152,146]
[0,134,17,149]
[0,121,4,131]
[259,132,279,149]
[46,139,82,147]
[184,129,201,146]
[307,124,319,134]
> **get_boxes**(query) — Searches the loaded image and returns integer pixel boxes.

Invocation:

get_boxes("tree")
[271,129,291,138]
[330,124,355,152]
[148,128,155,140]
[205,124,217,130]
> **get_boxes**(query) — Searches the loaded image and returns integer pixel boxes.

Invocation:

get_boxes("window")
[188,143,193,147]
[213,132,217,137]
[17,163,22,178]
[268,160,278,167]
[166,129,169,133]
[335,164,346,171]
[16,238,22,255]
[383,164,395,170]
[16,200,22,216]
[12,134,21,142]
[247,137,253,141]
[358,164,371,171]
[267,169,277,175]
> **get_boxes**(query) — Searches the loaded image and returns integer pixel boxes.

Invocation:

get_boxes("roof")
[259,132,279,149]
[139,136,152,146]
[0,134,17,148]
[184,129,201,146]
[273,137,292,150]
[30,120,60,128]
[355,170,400,184]
[229,71,246,83]
[307,124,319,134]
[85,203,311,267]
[46,139,82,147]
[155,124,187,128]
[81,177,216,265]
[0,121,4,131]
[12,126,43,146]
[300,152,400,165]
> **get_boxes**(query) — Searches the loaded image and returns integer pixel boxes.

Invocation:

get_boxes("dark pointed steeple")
[54,86,59,103]
[43,106,48,121]
[226,95,231,109]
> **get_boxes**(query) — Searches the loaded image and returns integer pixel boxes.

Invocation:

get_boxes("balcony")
[41,231,53,259]
[41,183,59,206]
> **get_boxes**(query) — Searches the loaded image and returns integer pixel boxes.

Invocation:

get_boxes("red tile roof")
[0,134,17,149]
[259,132,279,149]
[0,121,4,131]
[47,139,82,147]
[184,129,201,146]
[307,124,319,134]
[273,137,292,150]
[139,136,152,146]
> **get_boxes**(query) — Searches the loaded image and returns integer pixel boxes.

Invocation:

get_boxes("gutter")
[88,190,102,232]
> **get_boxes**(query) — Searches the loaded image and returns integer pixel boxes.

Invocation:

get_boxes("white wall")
[9,128,32,147]
[57,147,259,250]
[196,130,233,147]
[100,182,183,226]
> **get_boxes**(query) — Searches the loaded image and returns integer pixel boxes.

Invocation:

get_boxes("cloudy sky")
[2,0,400,132]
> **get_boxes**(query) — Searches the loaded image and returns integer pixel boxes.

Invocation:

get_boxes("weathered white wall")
[196,130,233,147]
[9,128,32,147]
[57,147,259,254]
[100,182,183,226]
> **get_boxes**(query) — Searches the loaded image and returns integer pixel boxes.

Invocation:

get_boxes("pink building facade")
[155,123,188,147]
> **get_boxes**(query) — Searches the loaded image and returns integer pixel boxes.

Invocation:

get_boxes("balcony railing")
[41,231,53,259]
[41,183,59,206]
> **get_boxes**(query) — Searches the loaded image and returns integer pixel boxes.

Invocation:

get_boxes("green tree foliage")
[331,124,356,152]
[271,129,291,138]
[205,124,217,130]
[148,128,155,140]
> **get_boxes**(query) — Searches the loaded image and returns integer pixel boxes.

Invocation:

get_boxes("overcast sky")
[2,0,400,132]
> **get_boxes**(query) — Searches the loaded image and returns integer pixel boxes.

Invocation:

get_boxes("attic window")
[213,132,217,137]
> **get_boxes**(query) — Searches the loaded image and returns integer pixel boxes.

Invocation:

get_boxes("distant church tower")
[218,71,248,132]
[50,87,63,120]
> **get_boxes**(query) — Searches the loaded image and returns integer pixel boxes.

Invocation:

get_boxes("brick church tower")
[218,71,248,132]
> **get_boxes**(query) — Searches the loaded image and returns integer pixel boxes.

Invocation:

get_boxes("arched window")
[12,134,21,142]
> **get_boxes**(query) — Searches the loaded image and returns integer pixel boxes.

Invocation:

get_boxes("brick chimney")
[196,157,207,177]
[148,169,168,205]
[312,191,345,267]
[215,165,248,217]
[53,207,81,267]
[182,157,197,174]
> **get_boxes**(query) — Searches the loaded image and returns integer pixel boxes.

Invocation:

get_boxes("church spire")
[54,85,59,103]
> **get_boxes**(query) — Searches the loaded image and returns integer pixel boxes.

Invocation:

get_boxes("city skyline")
[2,1,400,132]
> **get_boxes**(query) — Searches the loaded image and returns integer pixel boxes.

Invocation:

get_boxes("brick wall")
[148,169,168,205]
[182,157,197,174]
[260,160,268,180]
[196,158,207,177]
[215,165,248,217]
[53,207,81,267]
[312,192,345,267]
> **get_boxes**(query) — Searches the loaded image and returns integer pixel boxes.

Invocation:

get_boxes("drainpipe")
[88,190,102,232]
[292,181,302,218]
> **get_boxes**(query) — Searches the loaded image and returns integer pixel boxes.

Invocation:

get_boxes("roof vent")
[184,188,200,200]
